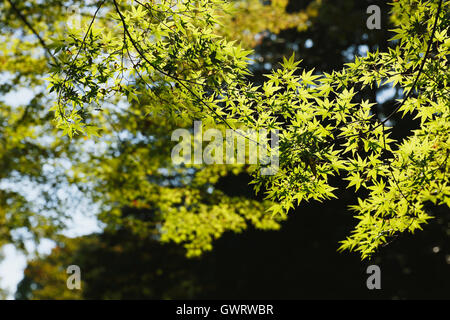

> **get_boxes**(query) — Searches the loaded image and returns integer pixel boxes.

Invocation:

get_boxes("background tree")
[0,0,448,299]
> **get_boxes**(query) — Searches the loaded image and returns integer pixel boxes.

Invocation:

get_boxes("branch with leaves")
[18,0,450,259]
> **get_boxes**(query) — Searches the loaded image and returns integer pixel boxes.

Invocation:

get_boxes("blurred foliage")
[0,0,447,299]
[16,232,202,299]
[220,0,322,47]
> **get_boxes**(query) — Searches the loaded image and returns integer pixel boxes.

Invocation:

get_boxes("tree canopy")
[0,0,449,298]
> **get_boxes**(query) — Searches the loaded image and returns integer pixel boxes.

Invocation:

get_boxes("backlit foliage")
[1,0,449,260]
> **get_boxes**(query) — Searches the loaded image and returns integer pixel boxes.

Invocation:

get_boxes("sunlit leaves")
[6,0,449,260]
